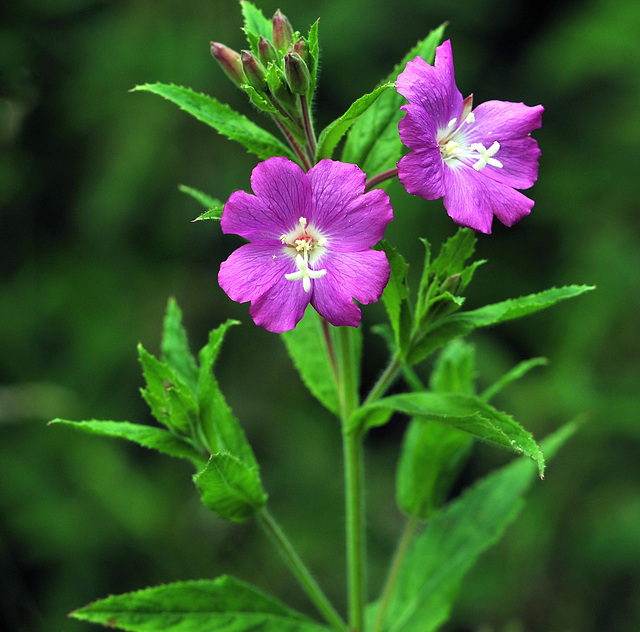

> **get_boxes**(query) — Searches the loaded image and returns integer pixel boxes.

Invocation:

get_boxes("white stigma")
[285,252,327,292]
[469,141,503,171]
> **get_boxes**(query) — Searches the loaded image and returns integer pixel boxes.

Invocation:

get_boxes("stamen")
[284,252,327,292]
[464,112,475,124]
[447,117,458,128]
[470,141,502,170]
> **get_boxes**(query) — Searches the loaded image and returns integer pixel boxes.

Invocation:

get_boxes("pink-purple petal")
[249,276,310,333]
[398,103,439,151]
[222,190,283,241]
[397,148,446,200]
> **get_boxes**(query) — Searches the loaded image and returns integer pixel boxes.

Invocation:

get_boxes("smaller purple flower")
[396,39,544,234]
[218,157,393,333]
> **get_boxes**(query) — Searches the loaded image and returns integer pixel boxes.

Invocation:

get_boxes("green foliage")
[376,422,578,632]
[241,0,273,47]
[71,576,330,632]
[178,185,224,219]
[342,24,446,176]
[131,83,296,161]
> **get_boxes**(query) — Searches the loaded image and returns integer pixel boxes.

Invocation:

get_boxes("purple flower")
[396,39,543,234]
[218,157,393,333]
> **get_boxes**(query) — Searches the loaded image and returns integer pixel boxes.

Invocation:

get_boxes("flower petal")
[218,241,293,304]
[398,102,439,151]
[442,164,534,234]
[467,101,543,189]
[397,147,446,200]
[311,250,390,327]
[249,276,310,333]
[308,160,393,251]
[221,190,280,241]
[396,40,463,131]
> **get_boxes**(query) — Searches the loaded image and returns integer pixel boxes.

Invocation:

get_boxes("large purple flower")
[396,39,543,234]
[218,157,393,333]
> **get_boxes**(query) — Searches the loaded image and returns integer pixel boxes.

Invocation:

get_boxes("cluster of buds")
[210,10,315,134]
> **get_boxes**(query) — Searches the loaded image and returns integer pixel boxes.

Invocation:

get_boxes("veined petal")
[397,147,446,200]
[249,276,310,333]
[311,250,390,327]
[218,241,293,304]
[249,156,312,230]
[309,160,393,251]
[221,190,283,240]
[396,41,463,131]
[442,164,534,234]
[398,103,439,151]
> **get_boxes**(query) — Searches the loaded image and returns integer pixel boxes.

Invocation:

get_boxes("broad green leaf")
[342,24,446,176]
[131,83,295,161]
[379,241,412,356]
[194,453,267,522]
[408,284,596,366]
[241,0,273,56]
[71,575,330,632]
[50,420,206,470]
[197,321,256,467]
[429,340,476,395]
[178,184,222,211]
[315,83,394,161]
[162,298,199,393]
[378,422,578,632]
[480,356,548,402]
[281,309,340,415]
[352,391,545,476]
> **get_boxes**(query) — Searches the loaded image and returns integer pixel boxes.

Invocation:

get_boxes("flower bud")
[241,50,268,92]
[272,9,294,52]
[210,42,246,87]
[284,52,310,95]
[258,36,278,67]
[293,37,315,79]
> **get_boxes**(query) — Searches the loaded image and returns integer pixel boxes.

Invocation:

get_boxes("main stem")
[337,327,366,632]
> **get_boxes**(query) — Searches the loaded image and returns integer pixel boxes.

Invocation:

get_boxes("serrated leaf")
[480,357,548,402]
[431,228,477,279]
[316,83,394,161]
[351,391,545,476]
[378,422,578,632]
[306,20,320,99]
[241,0,273,56]
[342,24,446,175]
[429,340,476,395]
[50,419,206,469]
[408,284,596,366]
[192,206,224,221]
[178,184,222,211]
[71,575,330,632]
[281,309,340,415]
[162,298,199,393]
[131,83,295,161]
[194,453,267,522]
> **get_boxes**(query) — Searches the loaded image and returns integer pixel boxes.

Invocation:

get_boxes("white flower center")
[281,217,328,292]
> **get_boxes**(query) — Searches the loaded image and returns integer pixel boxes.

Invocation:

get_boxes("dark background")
[1,0,639,630]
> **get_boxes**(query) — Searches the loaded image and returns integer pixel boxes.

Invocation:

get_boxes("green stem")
[363,353,402,406]
[371,515,419,632]
[271,114,312,171]
[258,508,347,632]
[337,326,366,632]
[300,94,317,163]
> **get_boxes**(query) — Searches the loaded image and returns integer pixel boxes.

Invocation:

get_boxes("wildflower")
[218,157,393,333]
[396,39,543,234]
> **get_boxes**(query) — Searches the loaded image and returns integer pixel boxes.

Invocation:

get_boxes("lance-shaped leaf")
[408,284,596,366]
[132,83,296,161]
[351,391,545,476]
[480,356,548,402]
[342,24,446,176]
[281,309,340,416]
[241,0,273,55]
[71,575,331,632]
[162,298,199,393]
[194,453,267,522]
[50,420,207,470]
[178,184,223,215]
[374,422,578,632]
[315,83,394,161]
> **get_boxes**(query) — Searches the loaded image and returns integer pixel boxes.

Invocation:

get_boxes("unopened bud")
[284,52,310,95]
[272,9,294,52]
[258,36,278,67]
[440,273,462,294]
[210,42,246,87]
[241,50,268,92]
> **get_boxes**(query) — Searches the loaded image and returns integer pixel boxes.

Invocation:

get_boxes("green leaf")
[342,24,446,176]
[408,284,596,366]
[241,0,273,57]
[429,339,476,395]
[193,206,224,221]
[50,420,206,469]
[281,309,340,415]
[306,20,320,99]
[316,83,394,161]
[197,321,256,467]
[379,241,412,357]
[430,228,477,280]
[352,391,545,476]
[480,356,548,402]
[131,83,296,161]
[194,453,267,522]
[71,575,330,632]
[178,184,222,211]
[162,298,199,393]
[378,422,579,632]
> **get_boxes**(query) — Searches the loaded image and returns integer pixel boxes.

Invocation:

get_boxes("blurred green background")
[1,0,639,630]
